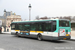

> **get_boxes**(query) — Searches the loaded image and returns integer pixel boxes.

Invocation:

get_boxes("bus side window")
[43,23,51,32]
[30,24,38,31]
[39,24,43,31]
[18,24,23,30]
[52,21,56,31]
[30,24,35,31]
[48,23,51,31]
[15,24,19,30]
[24,24,30,31]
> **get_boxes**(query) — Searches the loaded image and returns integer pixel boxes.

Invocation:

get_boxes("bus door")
[21,24,30,36]
[43,21,52,36]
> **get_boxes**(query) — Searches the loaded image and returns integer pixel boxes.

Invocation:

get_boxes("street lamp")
[28,4,32,21]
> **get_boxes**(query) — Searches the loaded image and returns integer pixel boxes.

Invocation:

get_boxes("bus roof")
[11,19,69,23]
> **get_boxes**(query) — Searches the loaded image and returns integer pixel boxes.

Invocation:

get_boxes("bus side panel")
[52,32,58,37]
[29,31,38,38]
[41,32,59,40]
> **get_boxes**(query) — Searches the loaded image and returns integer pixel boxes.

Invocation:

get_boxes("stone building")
[0,16,5,27]
[0,9,21,32]
[71,21,75,30]
[6,14,21,31]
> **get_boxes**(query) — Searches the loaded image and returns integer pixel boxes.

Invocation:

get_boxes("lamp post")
[28,4,32,21]
[4,9,6,32]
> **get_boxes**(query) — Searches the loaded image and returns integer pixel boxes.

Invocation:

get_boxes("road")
[0,34,75,50]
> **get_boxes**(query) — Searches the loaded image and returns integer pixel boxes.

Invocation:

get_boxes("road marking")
[0,48,4,50]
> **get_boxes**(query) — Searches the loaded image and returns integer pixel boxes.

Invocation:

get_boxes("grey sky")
[0,0,75,20]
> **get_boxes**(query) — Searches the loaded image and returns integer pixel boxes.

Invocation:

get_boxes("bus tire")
[37,34,43,41]
[16,32,21,37]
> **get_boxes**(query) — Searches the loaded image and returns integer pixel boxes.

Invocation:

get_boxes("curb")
[1,32,11,34]
[2,33,11,34]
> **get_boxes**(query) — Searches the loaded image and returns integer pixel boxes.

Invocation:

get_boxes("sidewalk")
[1,32,75,40]
[71,30,75,40]
[2,32,11,34]
[71,36,75,40]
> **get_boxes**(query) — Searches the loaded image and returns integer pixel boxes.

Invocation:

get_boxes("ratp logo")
[61,30,65,33]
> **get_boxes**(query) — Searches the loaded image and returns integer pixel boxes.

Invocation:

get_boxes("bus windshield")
[59,20,70,27]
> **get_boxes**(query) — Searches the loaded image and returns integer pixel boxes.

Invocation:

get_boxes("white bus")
[11,19,71,40]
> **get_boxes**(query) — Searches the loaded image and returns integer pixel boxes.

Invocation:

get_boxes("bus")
[11,19,71,40]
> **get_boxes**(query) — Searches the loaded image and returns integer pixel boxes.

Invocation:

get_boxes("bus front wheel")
[37,34,43,41]
[16,32,21,37]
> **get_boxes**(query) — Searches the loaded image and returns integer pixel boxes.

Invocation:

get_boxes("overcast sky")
[0,0,75,20]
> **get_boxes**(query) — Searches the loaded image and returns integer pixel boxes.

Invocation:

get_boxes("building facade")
[0,16,5,27]
[0,9,21,32]
[6,15,21,30]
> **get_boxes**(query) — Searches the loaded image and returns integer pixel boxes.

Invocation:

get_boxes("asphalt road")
[0,34,75,50]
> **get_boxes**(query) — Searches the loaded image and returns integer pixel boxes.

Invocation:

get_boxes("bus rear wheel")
[37,34,43,41]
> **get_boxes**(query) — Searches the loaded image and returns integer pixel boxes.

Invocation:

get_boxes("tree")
[59,16,63,19]
[40,16,49,19]
[72,16,75,21]
[63,16,71,21]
